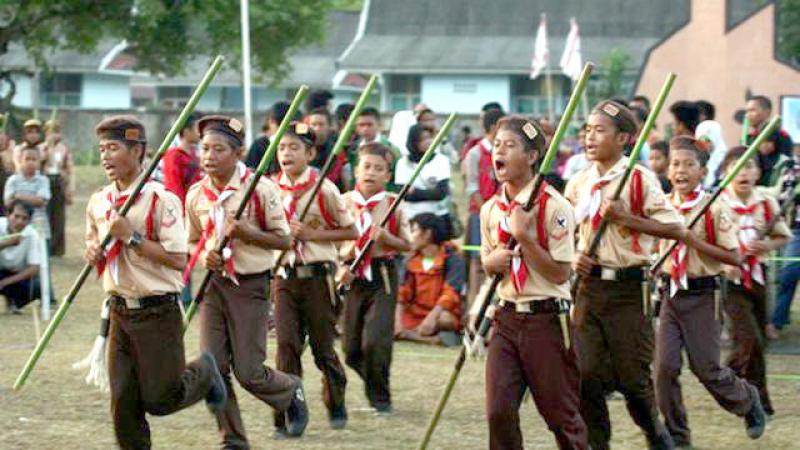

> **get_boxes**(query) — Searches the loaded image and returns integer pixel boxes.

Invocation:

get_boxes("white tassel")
[72,298,111,392]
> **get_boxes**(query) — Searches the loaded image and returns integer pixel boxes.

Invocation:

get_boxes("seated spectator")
[395,213,464,346]
[395,125,453,232]
[0,200,42,314]
[4,146,51,242]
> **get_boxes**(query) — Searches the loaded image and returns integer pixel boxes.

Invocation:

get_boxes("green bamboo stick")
[741,116,750,145]
[182,85,310,330]
[13,55,225,391]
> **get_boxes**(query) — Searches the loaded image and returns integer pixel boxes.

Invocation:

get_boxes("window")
[40,73,82,107]
[387,74,420,112]
[157,86,192,108]
[221,87,243,110]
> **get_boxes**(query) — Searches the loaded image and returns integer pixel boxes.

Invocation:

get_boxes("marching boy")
[721,145,792,418]
[272,123,358,436]
[565,100,684,450]
[338,143,411,415]
[84,115,226,449]
[481,116,587,449]
[654,136,766,448]
[185,115,308,448]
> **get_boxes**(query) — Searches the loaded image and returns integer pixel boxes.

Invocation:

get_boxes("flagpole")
[240,0,254,149]
[546,69,555,123]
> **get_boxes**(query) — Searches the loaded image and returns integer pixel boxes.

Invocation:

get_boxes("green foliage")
[0,0,330,83]
[587,48,630,104]
[776,0,800,67]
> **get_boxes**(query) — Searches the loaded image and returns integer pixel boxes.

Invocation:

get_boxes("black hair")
[359,106,381,120]
[695,100,715,121]
[481,102,504,114]
[669,136,709,165]
[180,112,201,136]
[669,101,701,133]
[482,109,505,134]
[632,95,651,110]
[406,124,432,159]
[335,103,355,125]
[9,199,34,219]
[749,95,772,112]
[306,89,334,112]
[306,107,332,124]
[722,145,748,172]
[411,213,447,245]
[266,101,301,131]
[650,140,669,157]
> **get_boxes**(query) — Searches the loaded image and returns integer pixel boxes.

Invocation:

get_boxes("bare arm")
[684,231,741,266]
[0,265,39,289]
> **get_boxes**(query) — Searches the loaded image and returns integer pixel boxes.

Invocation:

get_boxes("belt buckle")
[297,265,313,278]
[515,302,529,313]
[600,267,617,281]
[124,297,142,309]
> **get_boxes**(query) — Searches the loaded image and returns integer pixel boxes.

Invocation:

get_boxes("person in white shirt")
[0,200,41,313]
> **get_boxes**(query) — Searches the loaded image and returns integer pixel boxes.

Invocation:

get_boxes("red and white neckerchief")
[495,189,527,293]
[184,162,250,285]
[351,188,387,280]
[669,186,705,297]
[574,168,624,230]
[277,168,319,266]
[97,183,158,285]
[726,192,770,290]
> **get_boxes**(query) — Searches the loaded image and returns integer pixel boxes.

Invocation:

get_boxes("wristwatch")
[126,231,144,248]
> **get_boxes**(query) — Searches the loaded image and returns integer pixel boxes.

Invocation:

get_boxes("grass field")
[1,165,799,449]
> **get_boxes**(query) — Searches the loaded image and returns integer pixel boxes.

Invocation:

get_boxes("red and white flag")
[529,13,548,80]
[559,17,583,81]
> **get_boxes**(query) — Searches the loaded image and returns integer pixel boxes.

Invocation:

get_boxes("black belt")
[216,269,271,281]
[662,275,719,291]
[499,298,570,315]
[278,261,333,280]
[112,293,178,310]
[588,265,647,282]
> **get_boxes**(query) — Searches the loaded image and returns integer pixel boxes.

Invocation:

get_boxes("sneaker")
[744,385,766,439]
[271,426,289,440]
[285,376,309,438]
[329,404,348,430]
[202,352,227,414]
[374,403,393,416]
[765,323,780,340]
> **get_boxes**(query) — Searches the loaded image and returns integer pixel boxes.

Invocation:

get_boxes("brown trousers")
[574,276,666,450]
[47,173,66,256]
[200,273,298,449]
[655,287,754,446]
[272,272,347,427]
[108,298,214,450]
[725,283,773,414]
[486,304,588,450]
[341,260,397,409]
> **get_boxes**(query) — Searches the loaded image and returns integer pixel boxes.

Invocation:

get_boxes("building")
[636,0,800,146]
[335,0,690,116]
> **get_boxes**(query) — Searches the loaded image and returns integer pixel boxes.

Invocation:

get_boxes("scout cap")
[592,100,638,135]
[196,114,244,147]
[95,115,146,144]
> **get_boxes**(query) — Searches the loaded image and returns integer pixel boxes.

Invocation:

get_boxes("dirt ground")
[1,166,799,449]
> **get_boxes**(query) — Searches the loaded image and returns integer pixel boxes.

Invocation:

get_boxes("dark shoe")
[271,426,289,440]
[745,385,766,439]
[329,404,348,430]
[202,352,227,413]
[285,376,309,437]
[648,431,674,450]
[374,403,393,416]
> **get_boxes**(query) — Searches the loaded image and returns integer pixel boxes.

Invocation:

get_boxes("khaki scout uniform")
[272,167,355,427]
[480,180,588,450]
[724,188,792,416]
[565,157,680,449]
[86,180,215,450]
[655,192,756,447]
[339,189,411,411]
[186,166,298,448]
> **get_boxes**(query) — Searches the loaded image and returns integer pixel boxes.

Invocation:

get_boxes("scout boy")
[83,115,226,450]
[480,115,587,449]
[654,136,766,447]
[338,143,411,415]
[565,100,684,450]
[271,122,358,436]
[721,145,792,418]
[185,115,309,448]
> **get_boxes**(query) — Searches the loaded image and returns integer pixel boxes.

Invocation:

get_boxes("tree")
[777,0,800,67]
[586,48,631,105]
[0,0,330,106]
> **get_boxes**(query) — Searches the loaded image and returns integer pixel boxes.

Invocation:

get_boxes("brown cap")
[23,119,42,129]
[285,121,316,147]
[591,100,638,135]
[95,115,146,143]
[43,119,61,132]
[196,115,244,146]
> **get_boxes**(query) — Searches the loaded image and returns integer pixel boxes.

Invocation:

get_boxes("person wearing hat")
[271,122,358,436]
[185,115,309,447]
[83,115,226,449]
[565,100,685,450]
[13,118,44,172]
[42,118,73,256]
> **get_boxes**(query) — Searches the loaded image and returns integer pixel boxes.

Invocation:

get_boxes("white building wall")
[81,74,131,109]
[421,75,510,114]
[7,74,33,108]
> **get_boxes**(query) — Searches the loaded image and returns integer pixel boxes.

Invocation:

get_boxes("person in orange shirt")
[394,212,464,346]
